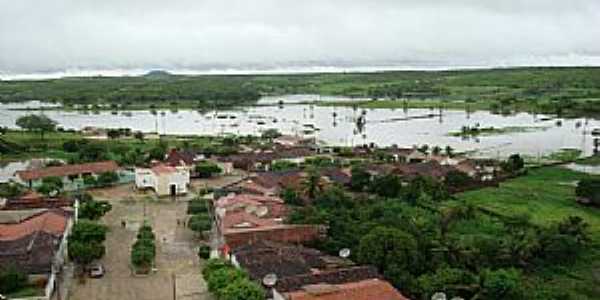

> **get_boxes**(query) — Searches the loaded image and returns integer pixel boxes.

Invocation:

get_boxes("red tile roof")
[151,164,178,175]
[0,209,70,241]
[16,161,119,181]
[286,279,409,300]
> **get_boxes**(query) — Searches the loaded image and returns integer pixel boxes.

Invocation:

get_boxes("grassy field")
[578,155,600,166]
[457,167,600,299]
[2,67,600,116]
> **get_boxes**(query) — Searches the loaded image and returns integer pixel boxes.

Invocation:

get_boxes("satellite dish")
[256,206,269,218]
[432,292,447,300]
[262,273,278,287]
[339,248,351,258]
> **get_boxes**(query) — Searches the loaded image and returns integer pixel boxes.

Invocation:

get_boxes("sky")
[1,0,599,78]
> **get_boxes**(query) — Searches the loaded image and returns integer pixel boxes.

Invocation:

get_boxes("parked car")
[89,263,105,278]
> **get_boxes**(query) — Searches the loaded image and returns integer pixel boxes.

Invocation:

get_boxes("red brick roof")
[16,161,119,181]
[0,209,69,241]
[151,164,178,175]
[286,279,409,300]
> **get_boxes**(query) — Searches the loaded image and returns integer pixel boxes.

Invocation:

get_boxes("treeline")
[1,68,599,111]
[286,170,592,299]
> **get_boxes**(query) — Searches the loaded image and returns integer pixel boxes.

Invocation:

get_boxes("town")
[1,123,599,300]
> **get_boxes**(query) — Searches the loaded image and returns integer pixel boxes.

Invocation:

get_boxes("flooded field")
[1,97,599,158]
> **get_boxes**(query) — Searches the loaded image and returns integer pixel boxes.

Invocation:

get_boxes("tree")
[188,213,212,233]
[431,146,442,156]
[349,166,371,192]
[206,267,247,297]
[445,145,455,157]
[0,182,25,198]
[0,265,27,294]
[357,227,419,287]
[37,176,64,195]
[69,220,108,244]
[97,171,119,187]
[134,131,144,141]
[261,128,281,140]
[187,198,208,214]
[79,198,112,220]
[220,279,265,300]
[79,143,107,162]
[198,244,211,260]
[301,168,323,199]
[68,240,105,265]
[270,160,298,171]
[195,162,222,178]
[502,154,525,173]
[445,170,473,189]
[107,129,121,139]
[15,114,57,140]
[281,187,302,206]
[481,268,524,300]
[369,174,402,198]
[575,178,600,205]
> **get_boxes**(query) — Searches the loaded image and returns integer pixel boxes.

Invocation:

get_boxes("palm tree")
[301,168,323,200]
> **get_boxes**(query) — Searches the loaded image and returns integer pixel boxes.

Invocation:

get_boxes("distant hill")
[144,70,172,77]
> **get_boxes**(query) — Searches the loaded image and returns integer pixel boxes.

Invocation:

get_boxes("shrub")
[131,224,156,271]
[97,172,119,187]
[198,245,211,260]
[188,213,212,233]
[187,198,208,215]
[575,178,600,204]
[195,161,222,178]
[0,265,27,294]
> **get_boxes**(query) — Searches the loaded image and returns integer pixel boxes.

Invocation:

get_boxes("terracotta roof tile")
[0,209,69,241]
[286,279,409,300]
[16,161,119,181]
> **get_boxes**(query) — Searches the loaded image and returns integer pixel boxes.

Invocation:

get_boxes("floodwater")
[0,97,599,158]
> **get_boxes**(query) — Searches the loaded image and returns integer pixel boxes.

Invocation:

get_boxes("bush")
[97,171,119,187]
[195,161,222,178]
[79,199,112,220]
[188,213,212,233]
[36,176,64,195]
[187,198,208,215]
[575,178,600,204]
[0,265,27,294]
[203,259,265,300]
[131,224,156,271]
[198,245,211,260]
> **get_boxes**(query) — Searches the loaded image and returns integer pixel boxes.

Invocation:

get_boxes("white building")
[135,164,190,197]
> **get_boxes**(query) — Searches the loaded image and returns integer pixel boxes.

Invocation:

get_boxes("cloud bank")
[1,0,599,78]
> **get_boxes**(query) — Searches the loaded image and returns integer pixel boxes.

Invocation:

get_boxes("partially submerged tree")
[15,114,57,140]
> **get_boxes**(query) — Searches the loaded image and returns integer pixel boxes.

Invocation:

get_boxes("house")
[214,193,323,251]
[166,149,234,176]
[387,147,427,163]
[15,161,120,189]
[1,191,73,210]
[231,170,306,196]
[135,164,190,196]
[283,279,409,300]
[393,161,454,181]
[0,208,73,299]
[229,241,408,300]
[219,147,316,171]
[274,135,313,147]
[454,159,500,181]
[320,168,352,186]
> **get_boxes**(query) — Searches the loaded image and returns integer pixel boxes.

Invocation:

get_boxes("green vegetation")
[577,155,600,166]
[0,265,27,295]
[187,197,212,236]
[195,161,222,178]
[68,220,108,266]
[202,259,265,300]
[131,224,156,273]
[576,178,600,205]
[78,193,112,220]
[457,167,600,299]
[448,125,549,137]
[15,114,57,140]
[287,165,598,299]
[0,128,244,162]
[2,68,600,116]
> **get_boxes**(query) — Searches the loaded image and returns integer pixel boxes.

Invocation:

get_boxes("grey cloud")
[0,0,599,77]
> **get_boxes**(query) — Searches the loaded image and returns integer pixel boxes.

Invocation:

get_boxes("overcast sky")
[1,0,599,78]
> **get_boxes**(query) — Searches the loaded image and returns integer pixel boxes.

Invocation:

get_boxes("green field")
[2,67,600,116]
[457,167,600,299]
